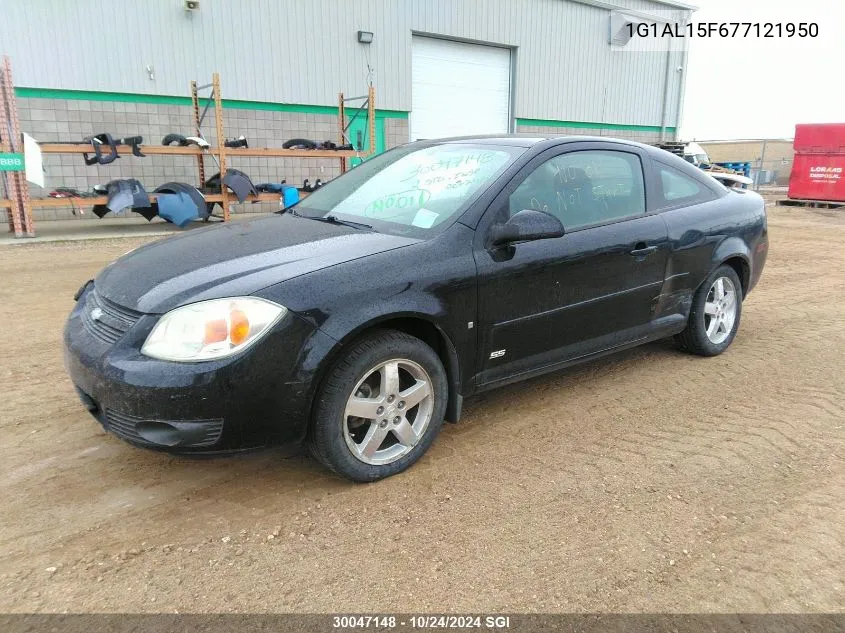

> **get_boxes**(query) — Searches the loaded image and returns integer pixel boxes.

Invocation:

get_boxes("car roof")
[408,134,720,186]
[422,134,659,152]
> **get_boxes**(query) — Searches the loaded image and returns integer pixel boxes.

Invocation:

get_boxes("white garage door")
[410,36,512,141]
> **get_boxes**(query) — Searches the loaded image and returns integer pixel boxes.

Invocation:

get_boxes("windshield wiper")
[323,215,373,230]
[302,213,373,231]
[286,208,373,230]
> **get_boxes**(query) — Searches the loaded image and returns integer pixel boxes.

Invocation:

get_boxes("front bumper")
[64,287,336,453]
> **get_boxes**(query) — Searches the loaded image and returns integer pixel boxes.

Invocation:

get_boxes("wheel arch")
[309,313,464,426]
[711,237,752,297]
[720,256,750,297]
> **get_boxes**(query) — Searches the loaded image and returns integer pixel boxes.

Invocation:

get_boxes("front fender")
[315,304,468,423]
[255,225,479,422]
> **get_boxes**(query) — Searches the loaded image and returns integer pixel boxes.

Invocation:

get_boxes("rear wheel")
[676,265,743,356]
[309,330,447,482]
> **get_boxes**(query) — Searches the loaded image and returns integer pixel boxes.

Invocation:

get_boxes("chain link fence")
[749,157,793,189]
[699,139,794,191]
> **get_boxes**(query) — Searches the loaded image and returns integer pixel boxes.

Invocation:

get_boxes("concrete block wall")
[383,118,409,150]
[13,97,408,221]
[516,123,663,145]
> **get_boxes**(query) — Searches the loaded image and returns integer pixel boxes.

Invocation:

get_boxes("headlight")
[141,297,286,362]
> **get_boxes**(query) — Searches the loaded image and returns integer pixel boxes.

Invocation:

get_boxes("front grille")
[104,409,225,448]
[80,288,141,345]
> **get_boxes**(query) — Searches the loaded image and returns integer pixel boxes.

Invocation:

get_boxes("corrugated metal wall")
[0,0,690,126]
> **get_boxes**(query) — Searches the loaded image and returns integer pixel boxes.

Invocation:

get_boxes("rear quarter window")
[656,162,718,208]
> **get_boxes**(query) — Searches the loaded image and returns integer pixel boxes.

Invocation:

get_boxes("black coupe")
[65,136,768,481]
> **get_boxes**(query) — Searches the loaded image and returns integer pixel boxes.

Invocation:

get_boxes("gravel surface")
[1,206,843,613]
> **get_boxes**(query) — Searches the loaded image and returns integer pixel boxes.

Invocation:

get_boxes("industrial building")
[1,0,695,219]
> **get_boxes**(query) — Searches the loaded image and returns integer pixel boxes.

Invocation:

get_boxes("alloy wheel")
[704,276,738,345]
[343,359,434,466]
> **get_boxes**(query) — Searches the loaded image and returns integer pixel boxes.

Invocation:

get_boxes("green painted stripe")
[16,87,191,106]
[517,117,675,134]
[374,111,407,120]
[14,87,408,119]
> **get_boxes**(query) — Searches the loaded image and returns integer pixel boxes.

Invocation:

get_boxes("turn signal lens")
[142,297,286,362]
[229,309,250,346]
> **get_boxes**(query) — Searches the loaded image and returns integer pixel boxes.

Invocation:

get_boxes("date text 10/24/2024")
[628,22,818,39]
[333,615,512,629]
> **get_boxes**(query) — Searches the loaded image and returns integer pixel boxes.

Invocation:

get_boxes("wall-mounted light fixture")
[357,30,374,44]
[608,12,637,46]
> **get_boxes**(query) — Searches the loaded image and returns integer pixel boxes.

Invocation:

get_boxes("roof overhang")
[643,0,698,10]
[572,0,698,15]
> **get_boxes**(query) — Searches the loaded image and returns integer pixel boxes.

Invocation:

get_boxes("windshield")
[294,143,522,237]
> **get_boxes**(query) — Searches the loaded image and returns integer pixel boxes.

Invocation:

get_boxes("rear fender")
[710,237,752,293]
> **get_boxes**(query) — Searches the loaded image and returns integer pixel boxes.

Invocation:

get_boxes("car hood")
[95,214,420,313]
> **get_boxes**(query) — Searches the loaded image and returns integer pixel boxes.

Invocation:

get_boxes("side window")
[657,163,716,206]
[508,150,645,230]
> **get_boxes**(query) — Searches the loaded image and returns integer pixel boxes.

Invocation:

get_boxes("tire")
[282,138,317,149]
[676,265,743,356]
[309,329,448,482]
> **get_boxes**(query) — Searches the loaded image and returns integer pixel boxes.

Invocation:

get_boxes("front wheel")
[676,265,743,356]
[309,330,448,482]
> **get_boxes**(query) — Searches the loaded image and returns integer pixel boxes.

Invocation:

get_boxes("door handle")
[629,243,657,257]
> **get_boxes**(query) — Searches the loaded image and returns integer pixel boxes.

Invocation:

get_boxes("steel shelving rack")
[0,58,376,237]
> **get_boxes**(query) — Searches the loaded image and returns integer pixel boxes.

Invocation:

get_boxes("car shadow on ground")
[459,338,681,421]
[87,338,684,489]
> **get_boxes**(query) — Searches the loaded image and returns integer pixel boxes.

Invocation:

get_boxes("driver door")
[473,143,668,387]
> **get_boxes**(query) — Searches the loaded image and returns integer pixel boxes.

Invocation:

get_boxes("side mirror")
[489,209,565,246]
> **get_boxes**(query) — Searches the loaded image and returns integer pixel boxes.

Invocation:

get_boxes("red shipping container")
[788,153,845,202]
[793,123,845,153]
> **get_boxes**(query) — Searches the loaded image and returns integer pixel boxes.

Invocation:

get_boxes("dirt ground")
[0,205,843,614]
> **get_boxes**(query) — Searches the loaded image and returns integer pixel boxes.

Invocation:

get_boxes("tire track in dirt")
[1,208,844,612]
